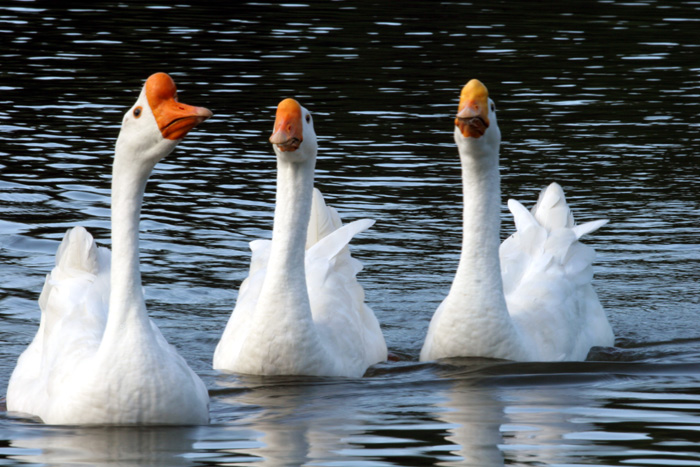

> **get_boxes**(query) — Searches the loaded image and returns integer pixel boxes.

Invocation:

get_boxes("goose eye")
[133,106,142,118]
[490,103,496,112]
[305,114,311,123]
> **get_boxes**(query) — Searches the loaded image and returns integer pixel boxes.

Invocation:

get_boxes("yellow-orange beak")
[455,79,490,138]
[145,72,212,140]
[270,98,303,152]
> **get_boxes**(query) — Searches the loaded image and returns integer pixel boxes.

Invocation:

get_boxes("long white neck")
[441,129,525,358]
[256,155,316,324]
[102,154,155,344]
[451,135,506,305]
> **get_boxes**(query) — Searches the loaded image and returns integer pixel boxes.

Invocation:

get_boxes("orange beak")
[270,98,303,152]
[455,79,490,138]
[145,72,212,140]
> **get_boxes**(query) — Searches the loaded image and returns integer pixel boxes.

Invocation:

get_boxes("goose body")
[420,79,614,362]
[6,73,212,425]
[213,98,387,377]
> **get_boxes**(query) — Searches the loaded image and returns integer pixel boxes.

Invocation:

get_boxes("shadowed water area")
[1,1,699,465]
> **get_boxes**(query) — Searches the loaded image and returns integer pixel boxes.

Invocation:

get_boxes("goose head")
[115,72,212,169]
[454,79,500,157]
[269,98,317,163]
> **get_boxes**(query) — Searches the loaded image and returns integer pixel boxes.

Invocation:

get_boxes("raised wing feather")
[306,189,386,371]
[500,183,613,360]
[306,187,342,248]
[7,226,111,416]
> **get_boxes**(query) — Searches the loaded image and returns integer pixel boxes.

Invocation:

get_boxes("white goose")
[213,98,387,377]
[6,73,212,425]
[420,79,614,362]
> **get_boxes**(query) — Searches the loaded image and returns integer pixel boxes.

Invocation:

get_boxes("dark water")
[1,1,699,465]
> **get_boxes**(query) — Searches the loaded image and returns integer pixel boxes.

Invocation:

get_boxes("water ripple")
[1,2,699,465]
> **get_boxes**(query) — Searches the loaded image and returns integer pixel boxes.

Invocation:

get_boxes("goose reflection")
[433,370,507,466]
[8,425,196,466]
[434,360,611,466]
[215,374,358,466]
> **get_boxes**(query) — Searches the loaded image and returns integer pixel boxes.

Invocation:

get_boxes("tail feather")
[531,182,574,231]
[54,226,99,279]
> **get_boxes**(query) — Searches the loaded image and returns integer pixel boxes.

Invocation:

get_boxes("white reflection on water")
[8,425,197,466]
[436,383,506,466]
[213,375,388,465]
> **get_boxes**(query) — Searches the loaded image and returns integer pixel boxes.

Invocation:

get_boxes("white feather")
[421,80,614,362]
[6,74,210,425]
[214,100,386,377]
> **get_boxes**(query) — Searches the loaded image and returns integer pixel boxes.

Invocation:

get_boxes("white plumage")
[213,98,387,377]
[421,79,614,362]
[6,73,211,425]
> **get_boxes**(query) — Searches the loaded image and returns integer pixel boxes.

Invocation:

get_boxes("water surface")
[1,1,699,465]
